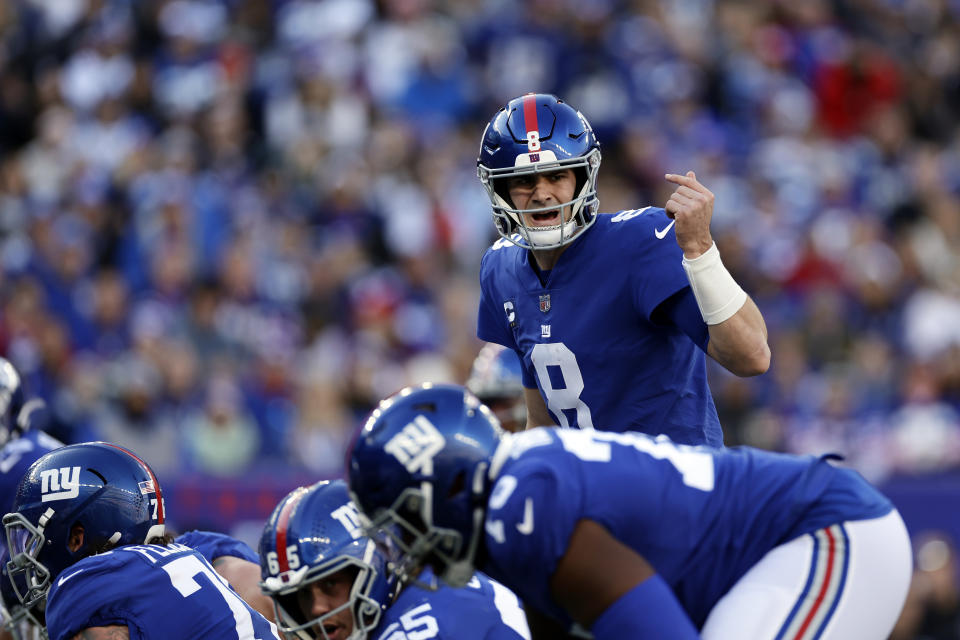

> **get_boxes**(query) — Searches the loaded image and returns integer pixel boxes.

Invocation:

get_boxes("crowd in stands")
[0,0,959,481]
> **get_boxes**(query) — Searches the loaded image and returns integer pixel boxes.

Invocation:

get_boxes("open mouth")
[530,209,561,226]
[320,623,342,640]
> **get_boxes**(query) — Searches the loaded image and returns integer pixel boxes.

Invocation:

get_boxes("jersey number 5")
[379,603,439,640]
[530,343,594,430]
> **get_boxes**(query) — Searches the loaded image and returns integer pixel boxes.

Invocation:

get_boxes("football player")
[2,442,280,640]
[0,358,64,517]
[259,479,530,640]
[348,384,912,640]
[0,358,63,640]
[466,344,526,433]
[0,528,273,640]
[476,93,769,444]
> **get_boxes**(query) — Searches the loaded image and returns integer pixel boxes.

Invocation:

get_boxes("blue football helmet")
[466,344,526,433]
[348,384,503,588]
[0,358,43,446]
[259,480,395,640]
[3,442,166,611]
[477,93,602,250]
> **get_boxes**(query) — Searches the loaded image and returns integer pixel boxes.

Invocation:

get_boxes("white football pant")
[701,509,912,640]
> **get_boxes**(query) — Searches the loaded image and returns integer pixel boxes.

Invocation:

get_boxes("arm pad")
[681,242,747,325]
[591,574,700,640]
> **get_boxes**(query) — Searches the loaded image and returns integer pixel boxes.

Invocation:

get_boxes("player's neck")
[529,244,567,272]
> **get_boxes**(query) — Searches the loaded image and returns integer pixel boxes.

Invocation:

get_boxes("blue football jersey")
[374,567,530,640]
[477,209,721,446]
[175,530,259,564]
[483,428,892,629]
[45,543,280,640]
[0,430,63,513]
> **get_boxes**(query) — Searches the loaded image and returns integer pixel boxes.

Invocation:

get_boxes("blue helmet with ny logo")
[477,93,601,250]
[3,442,166,611]
[347,384,504,588]
[258,480,395,640]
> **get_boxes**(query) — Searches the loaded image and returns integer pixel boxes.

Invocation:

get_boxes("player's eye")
[317,578,338,594]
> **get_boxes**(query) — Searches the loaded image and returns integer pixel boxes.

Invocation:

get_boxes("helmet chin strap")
[521,220,580,248]
[526,175,594,247]
[144,524,165,543]
[442,557,475,588]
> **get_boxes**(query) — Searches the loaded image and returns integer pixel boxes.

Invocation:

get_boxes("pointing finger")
[665,171,699,187]
[665,171,712,197]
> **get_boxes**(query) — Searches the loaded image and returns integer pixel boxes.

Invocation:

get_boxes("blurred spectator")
[892,531,960,640]
[90,354,181,474]
[182,373,259,476]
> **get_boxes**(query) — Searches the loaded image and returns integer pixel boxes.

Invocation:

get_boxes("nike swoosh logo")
[58,569,84,587]
[655,219,676,239]
[516,498,534,535]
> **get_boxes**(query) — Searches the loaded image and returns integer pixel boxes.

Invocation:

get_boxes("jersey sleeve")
[483,459,580,618]
[623,208,693,321]
[516,349,537,390]
[477,249,517,349]
[45,553,146,640]
[658,289,710,351]
[174,530,259,564]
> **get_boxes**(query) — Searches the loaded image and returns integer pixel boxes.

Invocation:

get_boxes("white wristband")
[681,242,747,325]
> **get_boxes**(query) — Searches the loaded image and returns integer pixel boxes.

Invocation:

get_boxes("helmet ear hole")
[493,179,514,209]
[573,167,588,202]
[68,523,84,553]
[447,471,466,500]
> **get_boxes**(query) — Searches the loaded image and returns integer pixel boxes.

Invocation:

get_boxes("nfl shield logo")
[539,294,551,313]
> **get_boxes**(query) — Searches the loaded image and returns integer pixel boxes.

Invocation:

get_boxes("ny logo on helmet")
[331,502,363,539]
[384,415,445,476]
[40,466,81,502]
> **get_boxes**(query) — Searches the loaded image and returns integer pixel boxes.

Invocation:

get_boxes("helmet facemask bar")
[1,600,46,640]
[264,550,385,640]
[3,513,51,612]
[360,473,486,590]
[479,148,601,250]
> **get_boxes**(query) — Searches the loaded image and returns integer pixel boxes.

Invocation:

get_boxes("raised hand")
[664,171,714,259]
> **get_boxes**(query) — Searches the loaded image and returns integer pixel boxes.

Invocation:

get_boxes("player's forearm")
[706,296,770,376]
[591,575,700,640]
[524,387,557,428]
[681,240,769,376]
